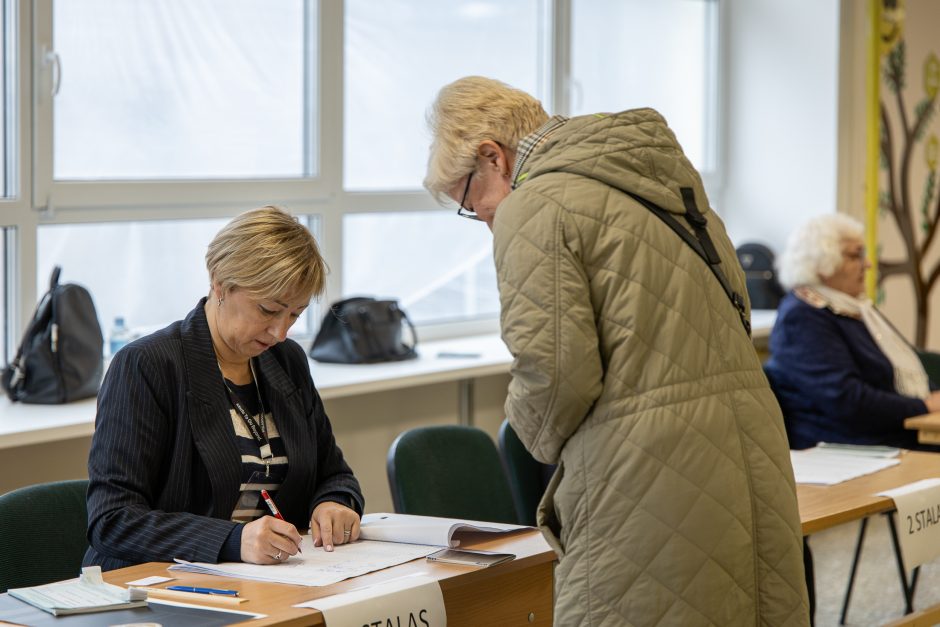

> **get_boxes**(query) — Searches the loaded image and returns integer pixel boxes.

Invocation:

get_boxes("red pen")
[260,489,284,520]
[261,489,302,554]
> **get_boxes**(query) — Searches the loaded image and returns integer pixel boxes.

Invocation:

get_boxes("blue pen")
[166,585,239,596]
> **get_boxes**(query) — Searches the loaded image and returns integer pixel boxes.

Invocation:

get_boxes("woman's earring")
[218,298,223,306]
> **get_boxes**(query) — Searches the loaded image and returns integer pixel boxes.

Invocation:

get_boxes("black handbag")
[1,266,104,403]
[310,297,418,364]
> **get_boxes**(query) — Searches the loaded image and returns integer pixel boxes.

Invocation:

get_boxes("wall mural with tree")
[877,0,940,347]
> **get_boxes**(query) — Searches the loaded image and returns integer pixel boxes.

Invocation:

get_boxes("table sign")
[878,477,940,568]
[296,574,446,626]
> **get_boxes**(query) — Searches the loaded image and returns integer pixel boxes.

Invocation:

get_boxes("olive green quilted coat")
[494,109,809,626]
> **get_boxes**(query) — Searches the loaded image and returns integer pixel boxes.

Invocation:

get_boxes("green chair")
[0,479,89,593]
[917,350,940,384]
[386,425,518,524]
[497,419,554,526]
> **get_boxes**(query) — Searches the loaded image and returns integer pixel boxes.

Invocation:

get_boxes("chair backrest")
[0,479,89,593]
[917,350,940,385]
[736,242,785,310]
[497,419,554,526]
[387,425,518,524]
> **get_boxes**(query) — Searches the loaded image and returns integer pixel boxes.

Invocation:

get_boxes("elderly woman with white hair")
[764,213,940,450]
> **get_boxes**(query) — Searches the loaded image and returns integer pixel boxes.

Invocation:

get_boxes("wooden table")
[798,450,940,535]
[798,450,940,619]
[904,413,940,446]
[102,529,554,627]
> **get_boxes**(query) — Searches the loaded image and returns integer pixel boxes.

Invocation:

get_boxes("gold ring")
[273,551,282,560]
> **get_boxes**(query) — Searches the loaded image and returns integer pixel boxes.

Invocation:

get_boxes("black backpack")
[1,267,104,403]
[736,242,785,310]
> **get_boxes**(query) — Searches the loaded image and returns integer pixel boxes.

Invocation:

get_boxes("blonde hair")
[424,76,549,204]
[206,206,326,302]
[778,213,865,289]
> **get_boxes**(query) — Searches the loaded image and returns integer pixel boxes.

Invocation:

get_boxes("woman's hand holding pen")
[240,515,303,564]
[311,501,361,552]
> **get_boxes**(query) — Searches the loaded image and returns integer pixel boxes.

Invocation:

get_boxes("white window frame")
[2,0,722,356]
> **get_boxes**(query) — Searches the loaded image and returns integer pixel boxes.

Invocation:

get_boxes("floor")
[813,514,940,626]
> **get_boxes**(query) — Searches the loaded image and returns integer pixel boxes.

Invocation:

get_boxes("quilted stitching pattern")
[494,110,809,626]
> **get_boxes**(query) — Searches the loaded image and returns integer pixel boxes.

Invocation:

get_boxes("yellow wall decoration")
[875,0,940,347]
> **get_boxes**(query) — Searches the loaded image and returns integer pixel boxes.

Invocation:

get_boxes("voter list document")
[170,537,439,587]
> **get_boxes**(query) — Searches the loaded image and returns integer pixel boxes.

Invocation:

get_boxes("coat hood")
[516,108,710,216]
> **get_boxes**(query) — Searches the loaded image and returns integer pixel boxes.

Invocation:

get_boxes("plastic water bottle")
[109,316,133,357]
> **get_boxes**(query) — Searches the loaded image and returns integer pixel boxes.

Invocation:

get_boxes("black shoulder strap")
[626,188,751,337]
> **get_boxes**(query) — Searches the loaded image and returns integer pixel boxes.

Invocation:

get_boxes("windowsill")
[0,311,777,451]
[0,334,513,450]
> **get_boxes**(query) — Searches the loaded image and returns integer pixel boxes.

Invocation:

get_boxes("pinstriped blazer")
[83,298,363,571]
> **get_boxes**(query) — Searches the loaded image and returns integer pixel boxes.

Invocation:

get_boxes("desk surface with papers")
[798,450,940,535]
[96,528,555,627]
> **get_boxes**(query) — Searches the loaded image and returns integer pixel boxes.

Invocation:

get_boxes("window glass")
[53,0,312,180]
[0,229,7,361]
[343,0,545,190]
[37,217,315,346]
[343,211,498,324]
[570,0,715,170]
[1,0,12,197]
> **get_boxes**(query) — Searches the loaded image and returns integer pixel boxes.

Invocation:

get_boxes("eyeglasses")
[842,247,866,262]
[456,171,482,221]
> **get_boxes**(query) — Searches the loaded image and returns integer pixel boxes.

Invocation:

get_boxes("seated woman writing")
[764,213,940,450]
[84,206,363,571]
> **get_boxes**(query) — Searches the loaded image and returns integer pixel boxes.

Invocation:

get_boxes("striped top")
[224,379,289,523]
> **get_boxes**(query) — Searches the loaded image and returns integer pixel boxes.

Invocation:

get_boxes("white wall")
[718,0,841,256]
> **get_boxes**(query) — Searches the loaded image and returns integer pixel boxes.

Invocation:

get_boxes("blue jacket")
[764,292,928,449]
[84,298,363,571]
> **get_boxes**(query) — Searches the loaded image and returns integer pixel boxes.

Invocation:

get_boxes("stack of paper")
[791,446,901,485]
[359,513,527,547]
[170,537,439,587]
[8,566,147,616]
[169,513,529,587]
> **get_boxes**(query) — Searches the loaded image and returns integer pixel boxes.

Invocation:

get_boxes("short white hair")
[424,76,548,204]
[777,213,865,289]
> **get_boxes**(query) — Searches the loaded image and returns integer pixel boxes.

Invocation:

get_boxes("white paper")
[816,442,901,458]
[296,575,446,626]
[8,566,147,615]
[790,448,901,485]
[169,536,438,587]
[878,478,940,568]
[125,575,175,587]
[360,513,527,547]
[146,597,265,618]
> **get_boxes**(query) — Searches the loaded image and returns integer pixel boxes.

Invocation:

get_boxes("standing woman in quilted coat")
[424,76,809,626]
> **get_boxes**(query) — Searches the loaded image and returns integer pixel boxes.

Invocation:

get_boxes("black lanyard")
[219,359,273,474]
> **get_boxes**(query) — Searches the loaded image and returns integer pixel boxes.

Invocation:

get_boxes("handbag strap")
[399,306,418,355]
[6,266,62,392]
[626,188,751,337]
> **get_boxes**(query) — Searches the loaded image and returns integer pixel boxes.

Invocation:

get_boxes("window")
[4,0,721,347]
[570,0,718,172]
[1,0,13,198]
[37,217,315,345]
[52,0,312,180]
[343,0,546,191]
[343,211,498,324]
[0,229,8,360]
[342,0,547,327]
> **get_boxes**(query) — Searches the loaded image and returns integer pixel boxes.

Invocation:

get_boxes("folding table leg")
[840,517,869,625]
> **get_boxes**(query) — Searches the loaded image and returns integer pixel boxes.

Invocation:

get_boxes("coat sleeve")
[769,303,927,434]
[86,346,238,565]
[493,190,604,464]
